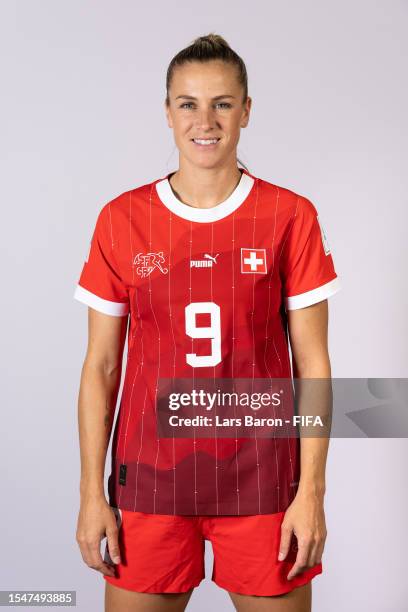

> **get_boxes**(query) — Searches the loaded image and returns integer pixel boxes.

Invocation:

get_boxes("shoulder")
[96,176,162,223]
[256,175,318,218]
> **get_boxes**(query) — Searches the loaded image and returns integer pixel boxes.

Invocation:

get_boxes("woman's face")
[165,60,251,170]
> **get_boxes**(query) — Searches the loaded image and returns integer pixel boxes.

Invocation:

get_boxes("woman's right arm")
[75,307,129,577]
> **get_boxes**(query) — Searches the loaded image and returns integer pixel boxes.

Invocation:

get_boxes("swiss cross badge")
[240,248,267,274]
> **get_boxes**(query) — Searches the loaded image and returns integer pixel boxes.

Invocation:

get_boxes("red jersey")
[74,168,341,515]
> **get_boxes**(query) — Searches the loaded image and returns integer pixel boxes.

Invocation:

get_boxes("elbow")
[83,354,122,379]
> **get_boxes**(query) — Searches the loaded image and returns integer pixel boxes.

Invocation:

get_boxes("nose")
[194,107,216,131]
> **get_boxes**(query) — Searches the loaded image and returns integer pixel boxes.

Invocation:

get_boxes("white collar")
[155,169,255,223]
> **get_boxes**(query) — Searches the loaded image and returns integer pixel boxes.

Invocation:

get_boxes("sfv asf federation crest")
[133,252,169,278]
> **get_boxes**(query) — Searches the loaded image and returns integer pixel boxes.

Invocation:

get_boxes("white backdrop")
[1,1,407,610]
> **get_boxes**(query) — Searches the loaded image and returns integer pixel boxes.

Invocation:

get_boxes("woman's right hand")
[76,494,121,577]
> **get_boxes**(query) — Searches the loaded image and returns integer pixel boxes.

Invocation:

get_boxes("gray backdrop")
[1,0,407,610]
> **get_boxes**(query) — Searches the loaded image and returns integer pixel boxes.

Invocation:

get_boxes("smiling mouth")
[191,138,221,146]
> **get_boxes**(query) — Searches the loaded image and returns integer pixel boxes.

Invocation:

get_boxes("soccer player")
[74,34,341,612]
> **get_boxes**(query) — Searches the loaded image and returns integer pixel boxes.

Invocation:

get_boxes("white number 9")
[185,302,221,367]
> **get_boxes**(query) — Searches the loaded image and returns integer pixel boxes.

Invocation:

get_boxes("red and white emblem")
[240,248,267,274]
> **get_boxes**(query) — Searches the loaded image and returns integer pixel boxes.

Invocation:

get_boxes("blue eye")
[179,102,232,109]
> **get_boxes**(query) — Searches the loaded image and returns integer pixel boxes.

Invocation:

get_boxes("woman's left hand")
[278,489,327,580]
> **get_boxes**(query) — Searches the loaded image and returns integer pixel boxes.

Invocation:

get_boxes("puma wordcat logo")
[190,253,220,268]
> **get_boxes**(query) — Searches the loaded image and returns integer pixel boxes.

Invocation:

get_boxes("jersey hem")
[110,498,290,516]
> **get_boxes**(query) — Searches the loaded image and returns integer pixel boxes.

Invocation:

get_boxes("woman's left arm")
[279,298,331,580]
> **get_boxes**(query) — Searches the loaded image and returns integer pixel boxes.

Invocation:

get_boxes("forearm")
[78,360,122,498]
[293,357,332,499]
[297,437,328,498]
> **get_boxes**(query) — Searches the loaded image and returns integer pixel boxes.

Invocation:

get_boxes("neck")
[168,162,243,210]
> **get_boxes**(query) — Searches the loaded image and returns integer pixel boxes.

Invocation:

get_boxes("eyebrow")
[175,94,236,101]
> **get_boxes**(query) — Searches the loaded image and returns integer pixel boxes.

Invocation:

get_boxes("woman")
[74,34,341,612]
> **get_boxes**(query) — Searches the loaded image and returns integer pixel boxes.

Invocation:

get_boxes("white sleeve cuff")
[74,285,129,316]
[284,276,341,310]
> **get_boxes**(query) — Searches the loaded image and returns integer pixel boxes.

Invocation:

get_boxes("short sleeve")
[73,205,130,316]
[280,196,341,310]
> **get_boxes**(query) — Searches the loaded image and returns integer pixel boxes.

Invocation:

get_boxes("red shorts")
[103,508,322,597]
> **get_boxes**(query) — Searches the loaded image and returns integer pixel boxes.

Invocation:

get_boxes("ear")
[240,96,252,128]
[164,100,173,128]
